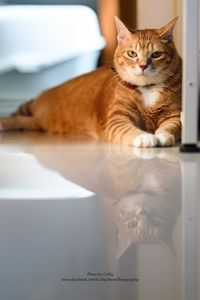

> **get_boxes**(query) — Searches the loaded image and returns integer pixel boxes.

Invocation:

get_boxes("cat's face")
[114,17,179,86]
[115,193,178,259]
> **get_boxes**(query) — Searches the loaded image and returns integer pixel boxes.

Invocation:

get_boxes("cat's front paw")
[155,132,175,147]
[132,133,157,148]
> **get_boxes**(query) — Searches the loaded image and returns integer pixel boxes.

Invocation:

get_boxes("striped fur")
[0,18,182,147]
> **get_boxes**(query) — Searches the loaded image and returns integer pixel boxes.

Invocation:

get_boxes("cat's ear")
[115,16,132,44]
[159,235,176,256]
[115,233,132,260]
[158,17,178,42]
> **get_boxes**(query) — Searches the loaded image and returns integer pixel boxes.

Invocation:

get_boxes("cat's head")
[114,17,180,86]
[115,193,177,259]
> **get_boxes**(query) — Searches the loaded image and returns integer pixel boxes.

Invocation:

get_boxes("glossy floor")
[0,132,199,300]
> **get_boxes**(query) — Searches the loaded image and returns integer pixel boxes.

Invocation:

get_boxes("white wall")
[137,0,182,55]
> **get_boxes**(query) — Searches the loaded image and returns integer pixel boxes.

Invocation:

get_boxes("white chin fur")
[120,71,158,87]
[116,66,164,86]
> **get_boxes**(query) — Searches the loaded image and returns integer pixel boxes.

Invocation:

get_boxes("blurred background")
[0,0,182,115]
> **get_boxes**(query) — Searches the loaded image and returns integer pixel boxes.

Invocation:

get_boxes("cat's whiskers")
[103,68,129,89]
[150,69,181,84]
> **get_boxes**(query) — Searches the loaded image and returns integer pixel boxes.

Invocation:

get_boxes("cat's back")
[45,66,112,98]
[34,67,113,109]
[32,67,114,136]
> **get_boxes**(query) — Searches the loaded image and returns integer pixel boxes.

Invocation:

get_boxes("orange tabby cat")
[0,17,182,147]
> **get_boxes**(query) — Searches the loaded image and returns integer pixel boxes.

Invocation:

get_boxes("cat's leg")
[105,119,158,148]
[155,117,181,146]
[0,116,40,132]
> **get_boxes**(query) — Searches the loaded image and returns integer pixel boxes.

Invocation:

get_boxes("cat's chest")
[137,86,163,108]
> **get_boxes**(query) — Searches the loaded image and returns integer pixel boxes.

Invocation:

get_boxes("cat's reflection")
[0,132,181,259]
[106,148,181,259]
[114,188,179,259]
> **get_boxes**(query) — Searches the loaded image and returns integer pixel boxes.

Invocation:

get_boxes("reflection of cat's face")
[115,193,178,259]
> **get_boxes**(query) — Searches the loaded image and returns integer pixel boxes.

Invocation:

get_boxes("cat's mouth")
[114,66,162,87]
[137,68,159,77]
[138,73,148,77]
[126,67,158,78]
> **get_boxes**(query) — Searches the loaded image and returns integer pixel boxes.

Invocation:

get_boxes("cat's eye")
[127,219,138,229]
[127,50,137,58]
[151,51,163,59]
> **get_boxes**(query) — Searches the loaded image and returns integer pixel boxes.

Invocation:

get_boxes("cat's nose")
[139,64,148,71]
